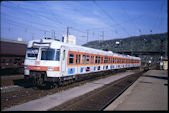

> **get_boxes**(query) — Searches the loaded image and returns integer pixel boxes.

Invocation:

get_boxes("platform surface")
[105,70,168,111]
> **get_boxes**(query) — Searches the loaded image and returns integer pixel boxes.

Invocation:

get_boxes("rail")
[50,70,145,111]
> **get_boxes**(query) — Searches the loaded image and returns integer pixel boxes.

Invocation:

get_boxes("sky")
[1,0,168,45]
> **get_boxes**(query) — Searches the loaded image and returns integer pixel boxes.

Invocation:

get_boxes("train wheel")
[38,74,44,86]
[45,82,52,89]
[58,81,64,87]
[32,73,45,87]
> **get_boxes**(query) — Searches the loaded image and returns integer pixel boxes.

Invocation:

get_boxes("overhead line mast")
[67,27,72,43]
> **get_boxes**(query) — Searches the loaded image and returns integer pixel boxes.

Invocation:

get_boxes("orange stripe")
[67,63,139,67]
[28,65,60,71]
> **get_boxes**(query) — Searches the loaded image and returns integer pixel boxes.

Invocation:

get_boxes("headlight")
[48,67,54,71]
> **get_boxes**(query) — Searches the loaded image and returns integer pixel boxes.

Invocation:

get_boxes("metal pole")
[67,27,72,43]
[54,31,55,39]
[87,30,88,43]
[67,27,69,43]
[102,31,104,41]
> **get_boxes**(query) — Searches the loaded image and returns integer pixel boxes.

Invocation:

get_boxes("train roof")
[28,38,140,60]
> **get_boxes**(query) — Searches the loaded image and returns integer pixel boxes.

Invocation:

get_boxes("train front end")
[24,39,61,86]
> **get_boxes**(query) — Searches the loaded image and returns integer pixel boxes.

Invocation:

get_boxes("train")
[24,37,141,87]
[0,39,27,74]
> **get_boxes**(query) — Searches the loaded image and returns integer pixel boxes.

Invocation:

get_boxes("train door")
[61,46,67,76]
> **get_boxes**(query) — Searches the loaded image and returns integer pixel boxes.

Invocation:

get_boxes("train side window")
[98,56,100,64]
[101,57,103,64]
[55,49,60,61]
[110,57,112,63]
[78,55,81,64]
[91,56,93,64]
[104,57,108,63]
[76,54,78,64]
[76,54,81,64]
[90,56,92,64]
[104,57,105,63]
[82,55,86,64]
[95,56,98,64]
[69,53,74,64]
[86,55,89,64]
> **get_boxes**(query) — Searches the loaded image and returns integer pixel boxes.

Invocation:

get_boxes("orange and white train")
[24,38,141,86]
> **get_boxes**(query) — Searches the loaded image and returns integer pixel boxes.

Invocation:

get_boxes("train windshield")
[41,48,60,61]
[26,48,39,60]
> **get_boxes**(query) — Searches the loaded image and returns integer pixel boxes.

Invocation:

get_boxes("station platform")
[104,70,168,111]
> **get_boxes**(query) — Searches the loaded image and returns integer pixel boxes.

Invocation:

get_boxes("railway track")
[1,69,132,110]
[50,71,145,111]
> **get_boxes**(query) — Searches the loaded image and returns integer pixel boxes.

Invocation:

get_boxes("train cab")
[24,38,64,86]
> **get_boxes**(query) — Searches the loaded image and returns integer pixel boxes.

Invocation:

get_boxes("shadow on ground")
[139,81,153,84]
[13,79,34,88]
[143,75,168,80]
